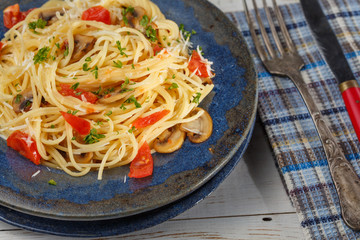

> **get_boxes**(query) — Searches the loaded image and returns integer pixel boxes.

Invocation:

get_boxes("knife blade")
[300,0,360,140]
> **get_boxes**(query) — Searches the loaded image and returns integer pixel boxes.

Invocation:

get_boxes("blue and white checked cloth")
[227,0,360,239]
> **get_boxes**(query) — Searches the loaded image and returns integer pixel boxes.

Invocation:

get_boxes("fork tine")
[262,0,284,55]
[252,0,276,58]
[272,0,296,52]
[243,0,267,62]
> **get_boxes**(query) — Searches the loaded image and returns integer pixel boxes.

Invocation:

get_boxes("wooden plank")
[0,213,303,240]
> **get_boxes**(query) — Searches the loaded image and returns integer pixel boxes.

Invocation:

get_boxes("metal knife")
[300,0,360,141]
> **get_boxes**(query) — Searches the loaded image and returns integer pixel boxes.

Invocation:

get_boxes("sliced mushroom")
[12,88,33,113]
[73,152,93,163]
[153,125,186,153]
[39,7,65,25]
[202,77,213,85]
[70,34,96,63]
[180,107,213,143]
[121,6,146,31]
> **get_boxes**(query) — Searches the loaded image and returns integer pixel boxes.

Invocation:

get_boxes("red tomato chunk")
[129,142,153,178]
[132,110,170,129]
[81,6,111,25]
[60,111,91,135]
[7,131,41,165]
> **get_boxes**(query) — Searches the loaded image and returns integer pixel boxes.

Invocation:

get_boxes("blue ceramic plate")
[0,121,254,237]
[0,0,257,221]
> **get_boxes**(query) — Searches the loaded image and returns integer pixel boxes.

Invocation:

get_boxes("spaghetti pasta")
[0,0,215,180]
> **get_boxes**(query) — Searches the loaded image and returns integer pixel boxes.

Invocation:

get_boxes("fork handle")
[289,69,360,230]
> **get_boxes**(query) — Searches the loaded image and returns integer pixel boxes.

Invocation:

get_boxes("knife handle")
[340,80,360,140]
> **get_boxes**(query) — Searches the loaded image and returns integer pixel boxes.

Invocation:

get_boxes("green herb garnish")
[105,110,112,116]
[83,63,90,71]
[64,46,69,57]
[128,126,136,133]
[33,47,50,64]
[140,15,149,27]
[48,179,57,185]
[84,128,105,144]
[28,19,47,33]
[145,25,157,42]
[14,94,22,104]
[116,40,128,57]
[71,82,80,90]
[125,95,141,108]
[192,92,201,104]
[168,82,179,90]
[120,104,127,110]
[113,60,123,68]
[91,66,99,79]
[122,6,135,25]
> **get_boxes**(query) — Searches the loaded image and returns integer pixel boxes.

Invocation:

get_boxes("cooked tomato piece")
[132,110,170,129]
[7,131,41,165]
[81,6,111,25]
[3,4,34,29]
[129,142,153,178]
[59,83,98,104]
[60,111,91,135]
[188,50,210,78]
[153,44,163,55]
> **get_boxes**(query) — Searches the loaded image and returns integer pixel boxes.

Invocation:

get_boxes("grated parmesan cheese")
[31,170,41,178]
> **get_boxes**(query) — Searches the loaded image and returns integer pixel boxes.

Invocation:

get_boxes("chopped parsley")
[113,60,123,68]
[102,87,115,95]
[51,124,55,128]
[116,40,128,57]
[96,121,103,126]
[28,19,47,33]
[83,63,90,71]
[14,94,22,103]
[145,25,157,42]
[71,136,76,140]
[92,86,102,95]
[125,95,141,108]
[84,128,105,144]
[120,78,134,93]
[71,82,79,90]
[192,92,201,104]
[128,126,136,133]
[120,104,127,110]
[55,43,60,49]
[168,82,179,90]
[172,74,176,79]
[105,110,112,116]
[179,23,196,40]
[67,109,79,115]
[64,46,69,57]
[85,57,92,62]
[131,63,135,69]
[140,15,149,27]
[122,6,135,25]
[91,66,99,79]
[48,179,57,185]
[33,47,50,64]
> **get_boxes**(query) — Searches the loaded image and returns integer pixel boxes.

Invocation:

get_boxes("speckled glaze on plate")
[0,0,257,220]
[0,120,255,238]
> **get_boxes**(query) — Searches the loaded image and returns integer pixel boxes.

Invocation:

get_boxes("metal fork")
[244,0,360,230]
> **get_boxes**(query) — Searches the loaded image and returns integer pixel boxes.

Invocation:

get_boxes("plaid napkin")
[226,0,360,239]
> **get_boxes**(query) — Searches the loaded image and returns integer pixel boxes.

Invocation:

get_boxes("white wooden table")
[0,1,305,239]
